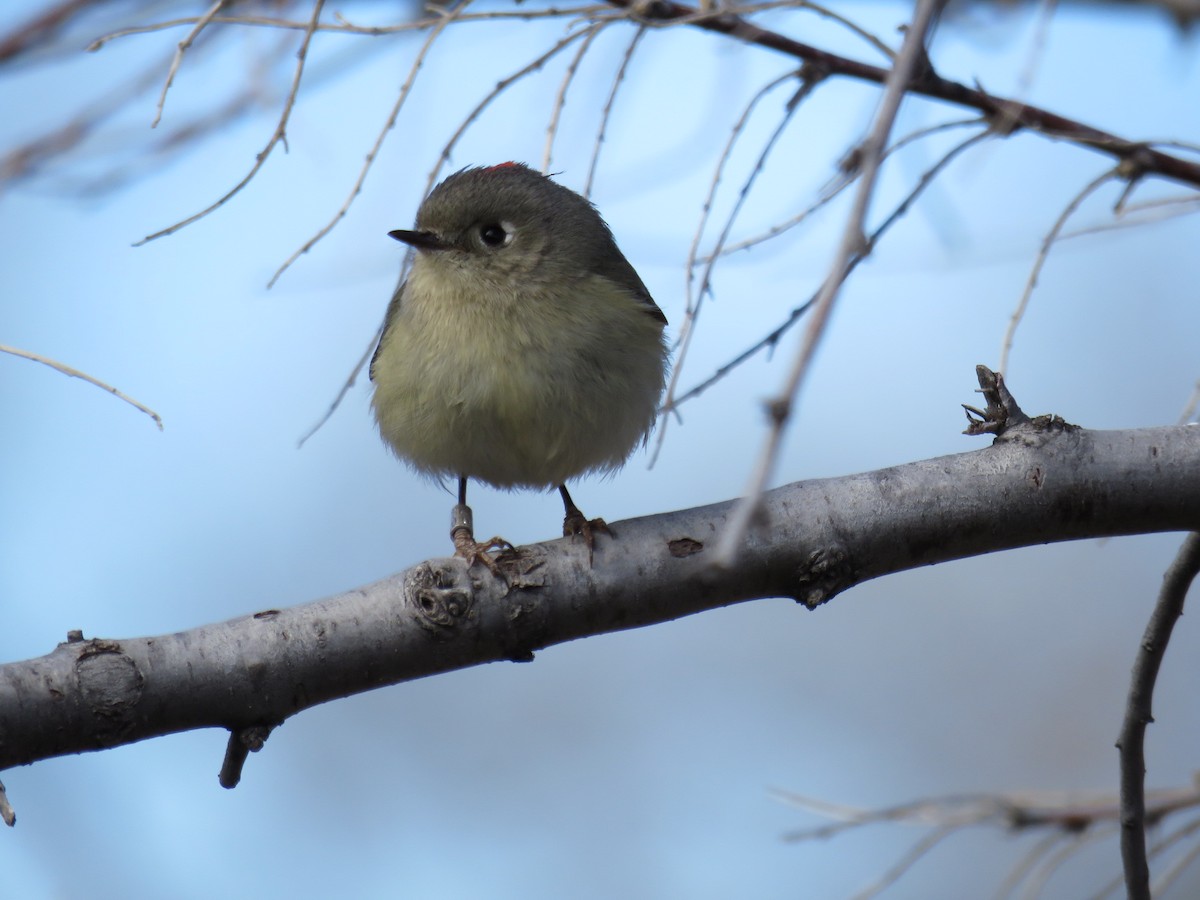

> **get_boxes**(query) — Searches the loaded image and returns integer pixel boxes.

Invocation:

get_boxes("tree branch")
[2,412,1198,788]
[608,0,1200,192]
[1117,531,1200,898]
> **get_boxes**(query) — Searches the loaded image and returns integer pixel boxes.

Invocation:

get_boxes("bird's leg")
[450,476,514,574]
[559,484,612,564]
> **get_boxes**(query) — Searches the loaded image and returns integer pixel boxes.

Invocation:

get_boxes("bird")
[369,163,668,569]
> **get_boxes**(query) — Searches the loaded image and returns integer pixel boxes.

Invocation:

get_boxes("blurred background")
[2,1,1199,896]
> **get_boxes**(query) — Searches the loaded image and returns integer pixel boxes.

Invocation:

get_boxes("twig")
[1117,532,1200,900]
[851,825,956,899]
[427,26,595,197]
[296,325,382,448]
[87,6,617,50]
[605,0,1200,191]
[699,116,982,262]
[583,24,646,197]
[1150,820,1200,897]
[134,0,327,246]
[654,68,801,457]
[152,0,227,128]
[0,344,163,430]
[1023,824,1117,897]
[1091,813,1200,898]
[1058,192,1200,243]
[997,167,1116,374]
[218,725,272,789]
[542,24,602,174]
[714,0,945,566]
[668,125,989,413]
[268,0,470,288]
[992,831,1065,900]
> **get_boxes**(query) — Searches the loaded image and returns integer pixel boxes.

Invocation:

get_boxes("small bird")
[369,163,668,568]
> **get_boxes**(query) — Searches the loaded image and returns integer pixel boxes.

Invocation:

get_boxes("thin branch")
[1024,824,1117,897]
[427,25,595,196]
[993,832,1067,900]
[152,0,227,128]
[542,23,603,174]
[0,344,163,430]
[605,0,1200,191]
[85,7,614,49]
[1058,192,1200,242]
[1150,819,1200,897]
[583,24,646,198]
[851,825,956,899]
[698,116,982,263]
[715,0,945,565]
[997,168,1117,374]
[653,68,802,457]
[668,125,989,413]
[134,0,327,246]
[1118,531,1200,899]
[268,0,470,288]
[296,325,382,448]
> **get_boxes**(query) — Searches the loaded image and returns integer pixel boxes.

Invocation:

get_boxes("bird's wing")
[369,282,406,382]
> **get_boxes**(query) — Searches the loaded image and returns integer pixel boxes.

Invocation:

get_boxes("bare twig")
[653,68,802,457]
[699,116,982,262]
[1024,824,1117,897]
[1151,820,1200,897]
[152,0,227,128]
[427,25,595,197]
[1117,532,1200,899]
[997,168,1116,374]
[668,125,989,413]
[714,0,945,565]
[992,831,1066,900]
[583,23,646,197]
[853,826,957,899]
[542,23,602,174]
[778,783,1200,897]
[1059,192,1200,242]
[86,6,617,50]
[268,0,470,288]
[0,344,163,430]
[296,325,382,448]
[605,0,1200,191]
[134,0,328,245]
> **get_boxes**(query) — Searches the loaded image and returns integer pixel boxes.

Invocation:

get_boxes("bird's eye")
[479,223,511,247]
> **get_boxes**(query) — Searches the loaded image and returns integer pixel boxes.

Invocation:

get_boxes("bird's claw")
[562,512,612,564]
[450,502,514,575]
[451,526,515,575]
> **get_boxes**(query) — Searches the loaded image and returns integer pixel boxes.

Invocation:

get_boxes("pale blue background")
[3,2,1199,897]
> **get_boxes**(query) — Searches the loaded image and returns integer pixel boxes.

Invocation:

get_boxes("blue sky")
[3,2,1200,897]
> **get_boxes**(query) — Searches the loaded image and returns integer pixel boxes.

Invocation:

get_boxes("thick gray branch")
[2,421,1198,774]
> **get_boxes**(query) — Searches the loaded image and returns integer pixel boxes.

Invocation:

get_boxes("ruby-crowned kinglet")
[369,163,669,567]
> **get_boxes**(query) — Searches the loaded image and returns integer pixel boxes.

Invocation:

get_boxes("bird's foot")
[562,510,612,565]
[451,504,514,575]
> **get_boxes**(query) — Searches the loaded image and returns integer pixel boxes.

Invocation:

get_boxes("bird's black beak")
[389,229,446,252]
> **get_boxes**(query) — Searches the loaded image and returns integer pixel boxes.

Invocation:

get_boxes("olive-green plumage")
[370,164,668,492]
